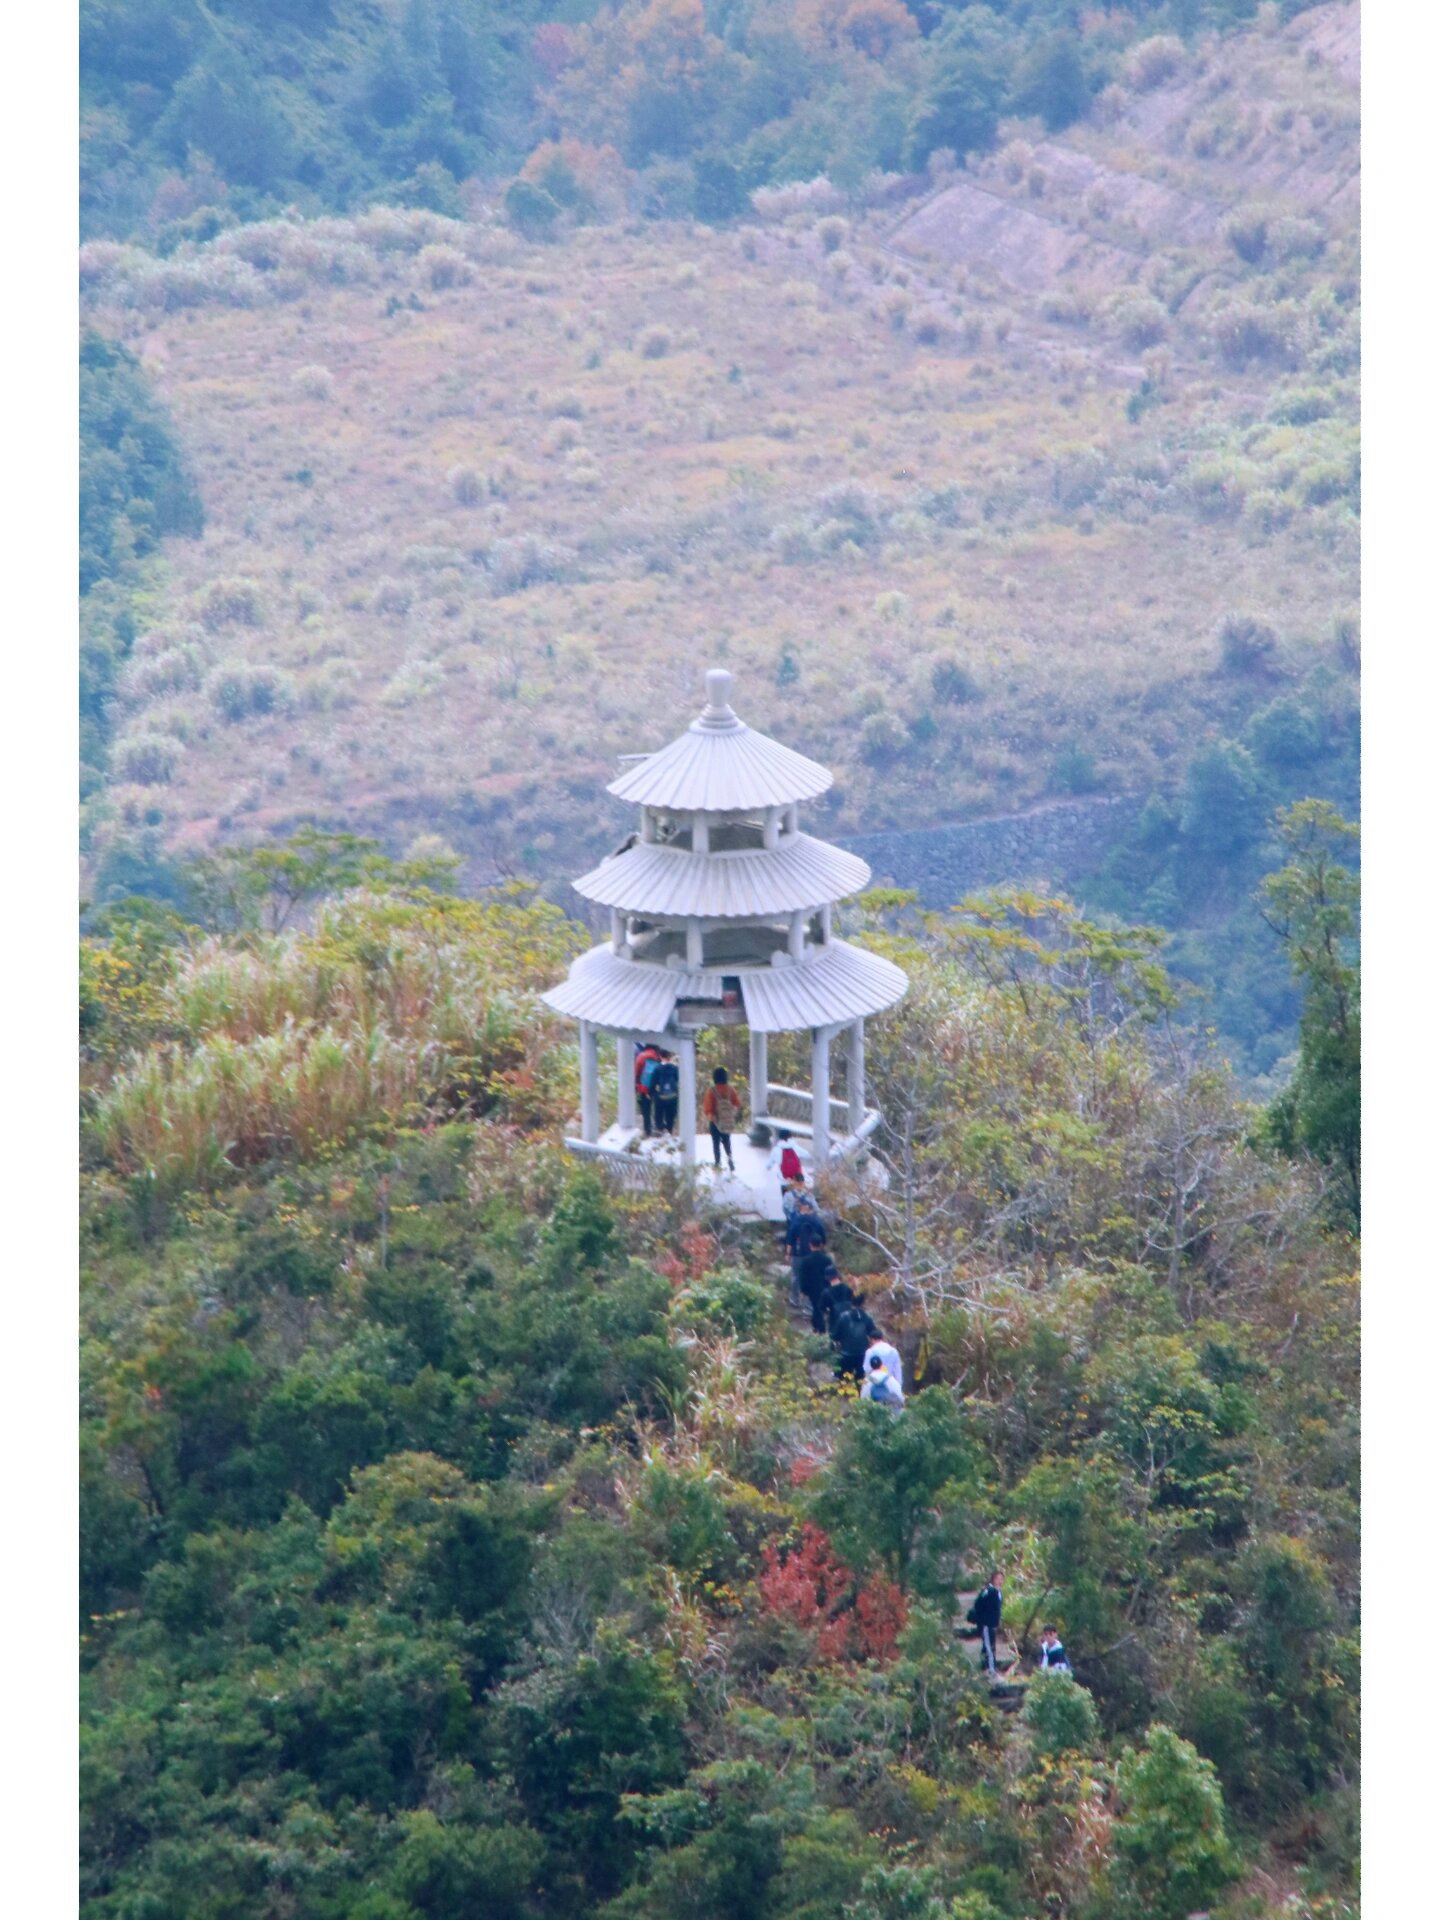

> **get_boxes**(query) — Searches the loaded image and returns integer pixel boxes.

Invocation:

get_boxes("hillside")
[79,2,1358,1080]
[79,866,1360,1920]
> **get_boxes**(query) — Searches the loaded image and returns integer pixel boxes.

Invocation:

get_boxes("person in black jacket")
[787,1196,828,1306]
[830,1297,878,1383]
[797,1249,838,1334]
[968,1572,1003,1676]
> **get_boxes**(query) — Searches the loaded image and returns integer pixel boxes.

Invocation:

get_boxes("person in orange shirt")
[702,1066,743,1171]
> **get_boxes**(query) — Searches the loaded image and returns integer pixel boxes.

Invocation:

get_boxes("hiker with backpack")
[634,1042,663,1137]
[830,1294,879,1383]
[702,1066,743,1172]
[773,1129,804,1185]
[967,1572,1004,1677]
[862,1335,904,1395]
[648,1051,679,1134]
[861,1347,905,1407]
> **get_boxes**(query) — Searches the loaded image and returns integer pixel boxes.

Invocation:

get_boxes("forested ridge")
[79,825,1359,1919]
[83,0,1297,242]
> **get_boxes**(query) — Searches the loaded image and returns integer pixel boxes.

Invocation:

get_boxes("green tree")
[1109,1724,1239,1920]
[811,1388,974,1582]
[1181,741,1265,856]
[1010,31,1090,133]
[1259,800,1360,1224]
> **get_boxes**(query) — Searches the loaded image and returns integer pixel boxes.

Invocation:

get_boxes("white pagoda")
[542,667,907,1215]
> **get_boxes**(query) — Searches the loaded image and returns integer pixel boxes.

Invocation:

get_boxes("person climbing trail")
[968,1572,1004,1677]
[830,1294,878,1383]
[703,1066,743,1170]
[797,1248,838,1333]
[786,1192,827,1305]
[861,1348,904,1407]
[864,1336,906,1413]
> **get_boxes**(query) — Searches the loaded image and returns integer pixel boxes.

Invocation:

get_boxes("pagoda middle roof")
[607,668,833,814]
[572,833,870,920]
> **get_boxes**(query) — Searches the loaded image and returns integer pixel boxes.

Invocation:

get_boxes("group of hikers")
[628,1049,1072,1681]
[966,1571,1073,1681]
[781,1158,905,1407]
[632,1048,745,1171]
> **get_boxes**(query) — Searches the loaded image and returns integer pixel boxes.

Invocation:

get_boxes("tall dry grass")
[89,890,584,1188]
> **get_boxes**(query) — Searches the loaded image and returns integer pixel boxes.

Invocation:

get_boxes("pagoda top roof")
[607,668,833,814]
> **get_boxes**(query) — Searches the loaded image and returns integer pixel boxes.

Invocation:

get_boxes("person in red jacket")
[702,1066,743,1170]
[634,1043,663,1136]
[777,1129,804,1184]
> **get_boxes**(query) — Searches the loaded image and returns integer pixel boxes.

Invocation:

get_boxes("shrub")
[450,465,483,506]
[1216,611,1280,674]
[382,658,444,707]
[488,536,571,596]
[1269,214,1325,261]
[672,1267,774,1339]
[418,243,472,289]
[372,577,413,618]
[1268,385,1332,425]
[1022,1674,1100,1758]
[292,364,335,401]
[199,578,265,631]
[861,711,908,765]
[113,732,183,786]
[206,662,292,723]
[637,324,673,359]
[1052,742,1100,794]
[931,658,981,705]
[1211,299,1306,369]
[816,215,848,254]
[125,644,205,703]
[504,178,560,237]
[1123,35,1186,91]
[1111,294,1167,350]
[1224,205,1269,264]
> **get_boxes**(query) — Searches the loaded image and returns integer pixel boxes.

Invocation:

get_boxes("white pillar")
[617,1036,637,1129]
[749,1028,769,1120]
[579,1020,600,1143]
[641,807,655,844]
[847,1018,866,1135]
[785,802,799,838]
[819,902,832,944]
[678,1033,698,1168]
[610,909,624,954]
[692,812,710,853]
[686,918,704,969]
[762,806,779,850]
[788,911,805,960]
[811,1024,831,1169]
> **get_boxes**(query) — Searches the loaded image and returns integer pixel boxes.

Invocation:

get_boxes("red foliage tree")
[757,1524,906,1663]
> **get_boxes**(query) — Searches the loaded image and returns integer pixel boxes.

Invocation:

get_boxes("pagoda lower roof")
[541,938,907,1035]
[572,833,871,920]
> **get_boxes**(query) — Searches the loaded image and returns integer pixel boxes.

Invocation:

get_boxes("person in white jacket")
[861,1346,904,1407]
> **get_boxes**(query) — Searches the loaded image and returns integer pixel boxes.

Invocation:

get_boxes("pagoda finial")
[697,666,739,730]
